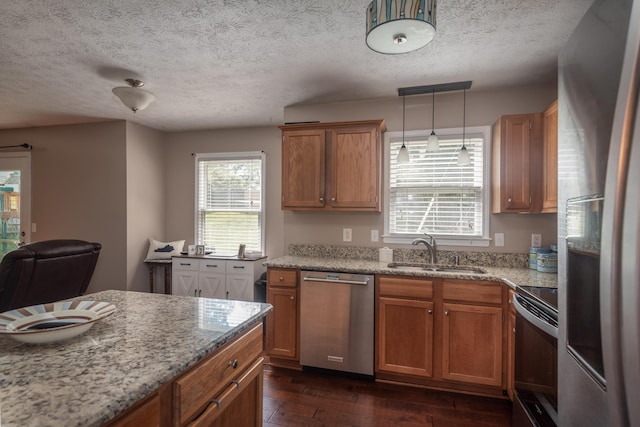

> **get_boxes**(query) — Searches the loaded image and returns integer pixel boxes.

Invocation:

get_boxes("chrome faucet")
[412,234,437,264]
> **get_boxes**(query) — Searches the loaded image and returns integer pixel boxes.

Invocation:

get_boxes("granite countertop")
[264,255,558,289]
[0,290,272,427]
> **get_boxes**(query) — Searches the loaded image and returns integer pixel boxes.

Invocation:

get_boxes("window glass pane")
[389,135,484,237]
[196,155,263,255]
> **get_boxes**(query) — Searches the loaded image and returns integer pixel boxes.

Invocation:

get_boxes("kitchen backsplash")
[288,244,529,269]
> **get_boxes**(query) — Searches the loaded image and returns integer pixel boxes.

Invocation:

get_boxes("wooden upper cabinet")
[542,100,558,213]
[492,113,543,213]
[280,120,386,211]
[281,129,326,209]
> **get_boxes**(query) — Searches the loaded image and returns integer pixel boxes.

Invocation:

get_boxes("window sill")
[382,235,491,248]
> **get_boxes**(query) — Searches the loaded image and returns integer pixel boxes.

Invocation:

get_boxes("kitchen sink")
[387,263,487,274]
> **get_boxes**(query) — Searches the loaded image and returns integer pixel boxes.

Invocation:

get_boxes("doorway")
[0,153,31,259]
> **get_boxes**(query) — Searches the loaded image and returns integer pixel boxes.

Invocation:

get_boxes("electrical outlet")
[532,234,542,247]
[494,233,504,247]
[343,228,352,242]
[371,229,379,242]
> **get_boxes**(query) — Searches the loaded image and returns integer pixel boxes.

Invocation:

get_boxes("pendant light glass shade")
[112,79,156,113]
[427,91,439,151]
[457,88,471,166]
[397,95,410,163]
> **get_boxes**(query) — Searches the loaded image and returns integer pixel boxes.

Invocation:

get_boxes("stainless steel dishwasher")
[300,270,374,376]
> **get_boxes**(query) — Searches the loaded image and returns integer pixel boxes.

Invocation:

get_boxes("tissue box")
[379,247,393,263]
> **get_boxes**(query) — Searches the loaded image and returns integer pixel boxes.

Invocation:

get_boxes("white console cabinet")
[172,256,266,302]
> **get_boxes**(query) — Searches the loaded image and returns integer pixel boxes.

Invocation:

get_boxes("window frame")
[383,126,492,247]
[194,151,266,255]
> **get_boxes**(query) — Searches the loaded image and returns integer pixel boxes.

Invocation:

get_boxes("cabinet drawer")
[268,268,297,287]
[442,280,503,305]
[227,261,253,276]
[199,260,225,273]
[173,258,199,271]
[173,323,263,426]
[378,275,433,299]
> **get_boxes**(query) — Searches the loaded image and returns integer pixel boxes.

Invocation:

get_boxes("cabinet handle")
[233,266,245,269]
[444,311,449,316]
[194,290,197,297]
[228,359,239,369]
[199,290,202,297]
[181,263,191,266]
[206,264,218,268]
[428,309,433,314]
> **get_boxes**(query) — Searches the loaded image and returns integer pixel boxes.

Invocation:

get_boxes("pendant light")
[397,95,410,163]
[427,90,439,151]
[457,88,471,166]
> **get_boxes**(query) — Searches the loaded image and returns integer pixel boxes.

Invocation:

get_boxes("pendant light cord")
[462,88,466,149]
[402,95,406,145]
[431,90,436,132]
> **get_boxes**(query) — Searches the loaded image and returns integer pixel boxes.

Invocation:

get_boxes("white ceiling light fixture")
[427,90,439,151]
[397,95,410,164]
[457,88,471,166]
[366,0,437,54]
[112,79,156,113]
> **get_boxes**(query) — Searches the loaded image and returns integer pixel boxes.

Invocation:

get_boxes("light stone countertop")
[264,255,558,289]
[0,290,272,427]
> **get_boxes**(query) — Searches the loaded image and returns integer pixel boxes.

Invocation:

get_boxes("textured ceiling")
[0,0,592,132]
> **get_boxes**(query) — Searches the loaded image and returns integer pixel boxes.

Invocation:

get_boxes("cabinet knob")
[279,276,284,281]
[428,309,433,314]
[290,296,295,301]
[320,197,324,202]
[228,359,239,369]
[507,197,513,203]
[444,311,449,316]
[331,197,336,201]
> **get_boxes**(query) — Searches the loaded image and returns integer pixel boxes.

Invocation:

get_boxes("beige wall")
[164,127,285,259]
[125,122,166,292]
[0,121,128,293]
[282,83,559,253]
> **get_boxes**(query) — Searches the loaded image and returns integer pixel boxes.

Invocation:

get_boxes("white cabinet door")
[173,270,199,297]
[226,275,254,302]
[199,273,226,299]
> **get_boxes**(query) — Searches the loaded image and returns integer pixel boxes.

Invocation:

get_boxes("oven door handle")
[513,294,558,339]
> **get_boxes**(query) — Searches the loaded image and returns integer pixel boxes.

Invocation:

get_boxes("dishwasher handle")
[302,276,370,286]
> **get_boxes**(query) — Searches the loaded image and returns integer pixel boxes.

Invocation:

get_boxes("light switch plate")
[494,233,504,247]
[532,234,542,247]
[343,228,352,242]
[371,229,379,242]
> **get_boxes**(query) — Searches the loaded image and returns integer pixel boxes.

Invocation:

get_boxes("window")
[195,152,265,255]
[384,126,491,246]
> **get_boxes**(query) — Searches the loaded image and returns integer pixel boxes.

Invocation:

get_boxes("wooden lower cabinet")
[441,302,503,387]
[265,268,299,365]
[106,322,264,427]
[376,275,507,397]
[378,297,434,377]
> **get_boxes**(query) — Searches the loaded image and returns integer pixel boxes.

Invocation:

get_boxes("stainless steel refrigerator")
[558,0,640,425]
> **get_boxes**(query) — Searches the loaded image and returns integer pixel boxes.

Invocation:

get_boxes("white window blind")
[387,129,487,241]
[196,152,265,255]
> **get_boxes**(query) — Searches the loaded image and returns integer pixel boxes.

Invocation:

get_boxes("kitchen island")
[0,290,272,427]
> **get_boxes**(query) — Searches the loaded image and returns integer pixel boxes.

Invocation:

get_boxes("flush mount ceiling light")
[366,0,437,54]
[112,79,156,113]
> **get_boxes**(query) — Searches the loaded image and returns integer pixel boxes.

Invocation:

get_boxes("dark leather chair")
[0,240,101,312]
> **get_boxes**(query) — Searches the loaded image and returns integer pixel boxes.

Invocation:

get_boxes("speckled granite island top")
[0,290,272,427]
[264,255,558,289]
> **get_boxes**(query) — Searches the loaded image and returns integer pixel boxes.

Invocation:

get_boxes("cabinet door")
[266,286,298,359]
[329,126,380,210]
[199,273,226,299]
[226,275,253,302]
[377,297,433,378]
[542,100,558,213]
[492,114,541,213]
[282,129,325,209]
[173,270,199,297]
[507,290,516,400]
[442,302,503,387]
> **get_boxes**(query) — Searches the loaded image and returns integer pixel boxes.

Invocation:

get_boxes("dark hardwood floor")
[263,365,512,427]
